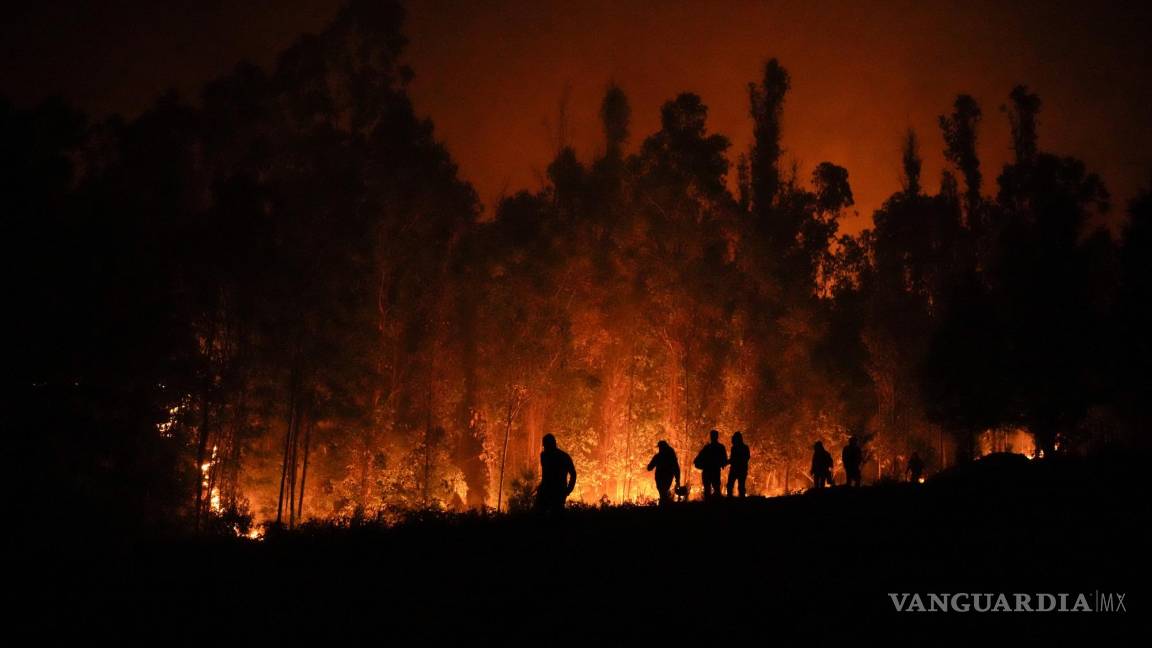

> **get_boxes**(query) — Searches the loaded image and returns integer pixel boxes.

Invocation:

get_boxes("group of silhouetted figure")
[535,431,927,513]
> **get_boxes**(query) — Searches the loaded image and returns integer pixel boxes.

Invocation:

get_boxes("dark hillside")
[30,453,1148,643]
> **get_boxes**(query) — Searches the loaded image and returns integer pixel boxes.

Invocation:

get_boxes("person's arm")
[647,455,657,471]
[674,460,681,486]
[566,457,577,494]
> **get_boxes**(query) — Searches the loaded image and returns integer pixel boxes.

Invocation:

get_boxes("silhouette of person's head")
[732,431,743,444]
[542,433,557,451]
[709,429,719,442]
[814,441,824,451]
[849,435,858,447]
[657,440,669,451]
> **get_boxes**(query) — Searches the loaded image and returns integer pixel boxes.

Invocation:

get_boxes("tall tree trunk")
[194,391,213,529]
[193,321,224,530]
[455,290,487,509]
[223,388,246,510]
[677,345,686,486]
[525,399,541,473]
[205,443,221,515]
[287,400,302,528]
[356,438,371,517]
[296,415,312,524]
[784,454,791,495]
[496,388,519,513]
[623,347,637,500]
[276,368,299,527]
[424,386,432,507]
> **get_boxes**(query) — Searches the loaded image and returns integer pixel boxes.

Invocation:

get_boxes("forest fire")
[201,446,221,512]
[9,0,1147,535]
[977,428,1037,460]
[8,1,1149,642]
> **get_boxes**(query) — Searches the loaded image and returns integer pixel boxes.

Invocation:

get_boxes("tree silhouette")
[8,1,1145,529]
[939,94,983,221]
[749,58,790,213]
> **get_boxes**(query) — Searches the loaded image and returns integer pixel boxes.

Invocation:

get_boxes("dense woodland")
[8,1,1151,534]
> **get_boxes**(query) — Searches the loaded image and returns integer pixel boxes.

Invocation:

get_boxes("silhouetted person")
[727,431,750,497]
[537,433,576,515]
[842,436,862,487]
[907,452,925,484]
[646,440,681,506]
[693,430,728,501]
[811,441,833,489]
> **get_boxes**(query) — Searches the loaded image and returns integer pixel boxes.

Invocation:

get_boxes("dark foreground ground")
[25,453,1151,644]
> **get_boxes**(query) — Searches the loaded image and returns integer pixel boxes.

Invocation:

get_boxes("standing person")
[907,451,925,484]
[811,441,833,489]
[842,436,862,487]
[646,440,681,506]
[727,432,750,497]
[536,433,576,515]
[693,430,728,501]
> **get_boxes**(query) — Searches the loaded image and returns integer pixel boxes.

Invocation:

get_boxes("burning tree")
[12,1,1142,533]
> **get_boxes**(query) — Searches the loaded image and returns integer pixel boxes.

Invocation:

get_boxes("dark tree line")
[6,0,1149,532]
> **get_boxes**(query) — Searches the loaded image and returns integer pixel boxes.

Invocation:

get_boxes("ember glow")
[977,428,1037,460]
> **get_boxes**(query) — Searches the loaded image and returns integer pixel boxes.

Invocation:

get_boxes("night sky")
[4,0,1149,230]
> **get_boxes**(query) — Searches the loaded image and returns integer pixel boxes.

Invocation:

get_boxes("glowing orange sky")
[4,0,1149,232]
[403,0,1151,232]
